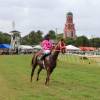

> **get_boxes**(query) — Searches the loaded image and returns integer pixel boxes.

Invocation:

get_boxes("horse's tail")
[31,54,37,67]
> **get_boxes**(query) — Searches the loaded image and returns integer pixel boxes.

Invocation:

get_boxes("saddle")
[40,53,51,60]
[36,52,51,69]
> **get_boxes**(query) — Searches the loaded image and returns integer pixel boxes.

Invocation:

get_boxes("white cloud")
[0,0,100,37]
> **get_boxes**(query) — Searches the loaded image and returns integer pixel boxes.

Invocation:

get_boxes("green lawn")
[0,54,100,100]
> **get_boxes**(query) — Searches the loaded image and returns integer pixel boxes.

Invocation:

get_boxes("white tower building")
[10,21,21,53]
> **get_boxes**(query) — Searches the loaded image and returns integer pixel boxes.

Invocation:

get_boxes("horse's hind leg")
[45,67,54,85]
[45,68,51,85]
[37,67,42,81]
[31,64,37,82]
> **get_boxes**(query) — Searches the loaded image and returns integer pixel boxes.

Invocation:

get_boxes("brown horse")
[31,41,66,85]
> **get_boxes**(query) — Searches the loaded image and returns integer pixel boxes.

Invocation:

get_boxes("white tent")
[66,45,80,50]
[33,45,42,49]
[19,45,33,49]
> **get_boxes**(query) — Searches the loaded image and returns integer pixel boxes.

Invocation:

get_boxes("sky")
[0,0,100,38]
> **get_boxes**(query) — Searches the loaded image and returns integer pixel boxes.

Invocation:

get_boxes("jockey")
[40,34,53,61]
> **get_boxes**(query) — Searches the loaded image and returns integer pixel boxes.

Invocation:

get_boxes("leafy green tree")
[56,33,63,41]
[89,38,100,47]
[75,36,89,47]
[3,33,11,44]
[0,32,4,43]
[35,30,43,43]
[0,32,11,44]
[48,30,56,39]
[65,37,75,45]
[21,30,43,45]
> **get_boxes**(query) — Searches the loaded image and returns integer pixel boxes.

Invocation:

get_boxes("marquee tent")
[0,44,11,49]
[19,45,33,49]
[80,47,96,51]
[33,45,42,49]
[66,45,80,50]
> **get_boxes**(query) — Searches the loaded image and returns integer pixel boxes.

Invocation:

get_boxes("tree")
[3,33,11,44]
[65,37,75,45]
[48,30,56,39]
[0,32,11,44]
[0,32,4,43]
[56,33,63,41]
[21,30,43,45]
[35,30,43,43]
[75,36,89,47]
[89,38,100,47]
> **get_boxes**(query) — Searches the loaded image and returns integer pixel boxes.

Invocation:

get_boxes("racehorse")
[31,40,66,85]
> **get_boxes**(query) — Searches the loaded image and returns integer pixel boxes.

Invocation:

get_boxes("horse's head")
[54,39,66,54]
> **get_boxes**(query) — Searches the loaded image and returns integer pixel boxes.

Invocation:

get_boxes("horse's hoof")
[45,82,49,86]
[30,79,32,82]
[45,83,49,86]
[36,78,39,81]
[45,82,47,85]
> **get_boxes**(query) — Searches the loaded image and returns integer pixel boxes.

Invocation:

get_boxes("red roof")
[80,47,96,51]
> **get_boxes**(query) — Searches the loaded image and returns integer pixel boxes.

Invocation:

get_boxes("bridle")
[53,41,66,53]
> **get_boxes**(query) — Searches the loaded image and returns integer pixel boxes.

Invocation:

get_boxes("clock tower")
[64,12,76,39]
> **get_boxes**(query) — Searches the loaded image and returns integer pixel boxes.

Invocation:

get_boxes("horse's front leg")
[45,68,51,85]
[31,68,35,82]
[37,67,42,81]
[31,65,37,82]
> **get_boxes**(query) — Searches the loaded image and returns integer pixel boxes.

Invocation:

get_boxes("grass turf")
[0,54,100,100]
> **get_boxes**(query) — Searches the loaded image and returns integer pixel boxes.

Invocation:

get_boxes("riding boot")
[40,54,46,60]
[40,54,46,68]
[42,60,45,68]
